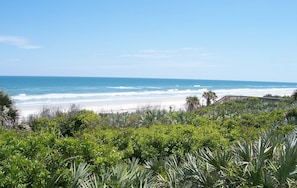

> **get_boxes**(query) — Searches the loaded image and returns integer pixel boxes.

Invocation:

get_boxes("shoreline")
[16,87,296,119]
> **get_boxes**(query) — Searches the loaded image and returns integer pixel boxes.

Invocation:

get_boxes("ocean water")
[0,76,296,117]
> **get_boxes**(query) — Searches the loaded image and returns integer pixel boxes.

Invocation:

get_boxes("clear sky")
[0,1,296,82]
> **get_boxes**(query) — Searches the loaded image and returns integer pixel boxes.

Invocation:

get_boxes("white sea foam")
[213,88,295,98]
[12,89,207,101]
[145,86,161,89]
[107,86,141,90]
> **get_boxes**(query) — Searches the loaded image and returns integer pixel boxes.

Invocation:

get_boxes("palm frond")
[70,162,97,188]
[275,134,297,186]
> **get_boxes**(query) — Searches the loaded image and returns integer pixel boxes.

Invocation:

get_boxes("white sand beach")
[16,87,296,119]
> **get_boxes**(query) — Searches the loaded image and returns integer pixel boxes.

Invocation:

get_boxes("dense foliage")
[0,91,297,187]
[0,91,18,128]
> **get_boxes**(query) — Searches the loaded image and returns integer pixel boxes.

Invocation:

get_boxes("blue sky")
[0,1,296,82]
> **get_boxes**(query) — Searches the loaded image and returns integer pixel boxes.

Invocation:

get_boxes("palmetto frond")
[233,132,277,186]
[70,162,97,188]
[274,134,297,187]
[109,158,148,187]
[183,153,220,187]
[199,147,233,172]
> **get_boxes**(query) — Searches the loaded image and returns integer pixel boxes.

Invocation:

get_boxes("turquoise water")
[0,76,296,116]
[1,76,296,95]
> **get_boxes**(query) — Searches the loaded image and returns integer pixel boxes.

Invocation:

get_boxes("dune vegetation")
[0,90,297,187]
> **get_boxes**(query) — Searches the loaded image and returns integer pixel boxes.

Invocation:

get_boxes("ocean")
[0,76,296,117]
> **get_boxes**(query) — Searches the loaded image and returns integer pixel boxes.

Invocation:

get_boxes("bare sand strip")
[17,96,188,119]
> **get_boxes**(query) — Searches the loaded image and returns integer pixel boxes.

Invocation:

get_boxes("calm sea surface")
[0,76,296,116]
